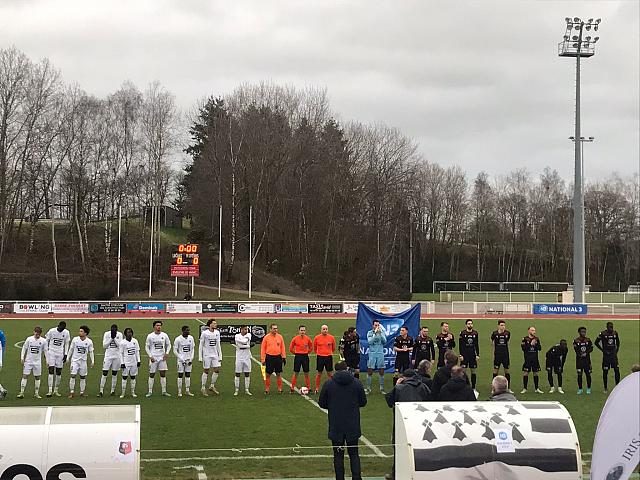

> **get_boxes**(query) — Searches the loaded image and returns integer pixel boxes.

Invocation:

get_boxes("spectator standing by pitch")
[261,324,287,394]
[431,350,460,400]
[595,322,621,392]
[313,325,336,394]
[438,366,476,402]
[318,361,367,480]
[366,320,387,394]
[489,375,517,401]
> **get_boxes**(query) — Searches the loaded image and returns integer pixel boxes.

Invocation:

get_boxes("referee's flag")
[261,365,266,380]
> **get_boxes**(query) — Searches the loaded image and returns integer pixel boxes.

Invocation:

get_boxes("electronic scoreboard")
[170,243,200,277]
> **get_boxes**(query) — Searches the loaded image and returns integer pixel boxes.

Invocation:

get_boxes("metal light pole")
[558,17,601,303]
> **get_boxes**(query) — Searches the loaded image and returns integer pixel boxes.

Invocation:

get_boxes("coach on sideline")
[319,361,367,480]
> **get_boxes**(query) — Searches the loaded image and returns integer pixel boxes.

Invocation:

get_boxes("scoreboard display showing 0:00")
[173,244,199,265]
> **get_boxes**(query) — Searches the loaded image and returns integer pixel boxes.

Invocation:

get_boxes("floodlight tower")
[558,17,601,303]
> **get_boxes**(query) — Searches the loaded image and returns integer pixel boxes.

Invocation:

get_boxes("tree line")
[183,84,639,296]
[1,47,637,297]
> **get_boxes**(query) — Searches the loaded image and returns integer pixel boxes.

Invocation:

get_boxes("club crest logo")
[606,465,624,480]
[119,441,132,455]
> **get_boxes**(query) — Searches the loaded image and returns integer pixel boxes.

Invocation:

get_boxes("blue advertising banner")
[533,304,588,315]
[356,302,421,373]
[126,303,165,313]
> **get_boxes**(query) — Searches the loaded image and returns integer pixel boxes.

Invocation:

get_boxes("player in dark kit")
[435,322,456,368]
[595,322,621,393]
[459,320,480,390]
[393,326,413,385]
[545,339,568,394]
[521,326,543,394]
[339,327,361,378]
[412,326,435,368]
[491,320,511,388]
[573,327,593,395]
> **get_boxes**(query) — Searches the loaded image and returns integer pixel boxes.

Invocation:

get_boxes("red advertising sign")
[170,265,200,277]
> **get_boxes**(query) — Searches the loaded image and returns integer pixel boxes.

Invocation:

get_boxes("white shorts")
[149,358,168,373]
[70,361,88,376]
[103,357,121,372]
[47,352,64,369]
[202,357,221,369]
[122,365,138,377]
[235,358,252,373]
[23,362,42,376]
[177,360,193,374]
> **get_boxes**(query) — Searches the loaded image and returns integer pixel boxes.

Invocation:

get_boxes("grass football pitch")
[0,316,638,479]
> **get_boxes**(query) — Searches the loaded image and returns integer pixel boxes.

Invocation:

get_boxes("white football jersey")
[45,328,70,356]
[173,335,195,362]
[69,336,94,363]
[119,338,140,367]
[199,329,222,360]
[234,333,252,362]
[145,332,171,359]
[22,335,47,363]
[102,331,123,359]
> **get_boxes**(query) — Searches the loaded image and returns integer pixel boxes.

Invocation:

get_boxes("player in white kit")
[199,319,222,396]
[45,321,70,397]
[174,325,195,397]
[119,327,140,398]
[68,325,95,398]
[234,325,253,396]
[18,326,48,399]
[145,321,171,397]
[99,324,123,397]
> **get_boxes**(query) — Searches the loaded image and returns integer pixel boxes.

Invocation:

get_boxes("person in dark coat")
[384,370,431,480]
[438,366,476,401]
[318,361,367,480]
[430,350,459,400]
[416,359,433,393]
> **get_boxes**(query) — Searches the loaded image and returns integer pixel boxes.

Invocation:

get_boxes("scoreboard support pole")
[191,277,195,297]
[174,277,178,297]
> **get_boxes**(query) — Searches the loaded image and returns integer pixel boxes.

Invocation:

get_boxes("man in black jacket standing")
[438,366,476,401]
[430,350,459,400]
[319,361,367,480]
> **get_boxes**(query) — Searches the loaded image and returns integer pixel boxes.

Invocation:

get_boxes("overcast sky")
[1,0,638,182]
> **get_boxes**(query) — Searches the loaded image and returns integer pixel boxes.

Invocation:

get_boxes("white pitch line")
[144,454,385,462]
[196,317,385,459]
[174,465,207,480]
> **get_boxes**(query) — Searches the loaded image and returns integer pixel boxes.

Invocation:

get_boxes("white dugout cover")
[395,401,582,479]
[0,405,140,480]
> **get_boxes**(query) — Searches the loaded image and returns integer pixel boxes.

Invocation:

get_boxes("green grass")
[410,293,439,301]
[0,317,638,479]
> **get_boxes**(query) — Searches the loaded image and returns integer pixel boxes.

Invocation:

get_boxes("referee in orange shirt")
[260,324,287,394]
[289,325,313,393]
[313,324,336,394]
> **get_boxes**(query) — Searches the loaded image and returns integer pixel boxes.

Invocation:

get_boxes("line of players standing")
[343,319,622,396]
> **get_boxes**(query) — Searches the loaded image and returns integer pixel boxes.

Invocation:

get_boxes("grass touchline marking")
[142,444,395,453]
[143,454,386,462]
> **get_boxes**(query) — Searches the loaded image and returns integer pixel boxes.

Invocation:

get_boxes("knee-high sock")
[505,373,511,385]
[100,375,107,392]
[378,374,384,390]
[111,375,118,393]
[577,373,583,389]
[185,377,191,391]
[547,370,554,387]
[614,367,620,385]
[234,377,240,390]
[20,378,28,393]
[315,374,321,391]
[533,375,539,390]
[130,378,136,393]
[265,375,271,391]
[177,377,183,393]
[211,372,219,386]
[557,373,563,387]
[585,372,592,389]
[48,374,54,392]
[160,377,167,393]
[367,374,372,389]
[55,374,61,390]
[34,379,40,394]
[603,369,609,390]
[244,376,250,390]
[471,373,477,390]
[148,377,154,393]
[201,373,207,389]
[122,378,128,392]
[304,374,310,389]
[68,378,75,393]
[276,376,283,391]
[79,378,86,393]
[523,375,528,390]
[290,375,297,388]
